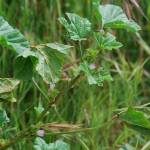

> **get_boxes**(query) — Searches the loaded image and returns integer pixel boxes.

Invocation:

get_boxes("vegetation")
[0,0,149,149]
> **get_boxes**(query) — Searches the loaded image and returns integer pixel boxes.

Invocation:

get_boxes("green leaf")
[34,137,49,150]
[34,102,44,116]
[128,124,150,137]
[48,140,70,150]
[120,107,150,136]
[98,4,141,32]
[0,78,20,102]
[79,61,113,86]
[120,107,150,129]
[14,50,38,80]
[0,16,29,54]
[119,144,135,150]
[34,137,70,150]
[79,62,97,85]
[36,43,72,84]
[46,43,72,54]
[59,13,91,41]
[0,109,9,127]
[0,16,38,80]
[94,32,122,50]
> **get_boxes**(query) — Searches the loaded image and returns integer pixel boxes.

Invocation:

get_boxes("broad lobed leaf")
[0,78,19,94]
[119,144,135,150]
[120,107,150,129]
[36,43,72,84]
[46,43,72,55]
[99,4,141,32]
[0,16,38,80]
[34,137,70,150]
[120,107,150,136]
[59,13,91,41]
[79,61,113,86]
[0,78,20,102]
[94,31,122,50]
[14,50,38,80]
[0,17,29,54]
[0,16,71,82]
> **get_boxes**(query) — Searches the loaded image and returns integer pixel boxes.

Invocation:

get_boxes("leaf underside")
[0,78,20,102]
[36,43,72,84]
[99,4,141,32]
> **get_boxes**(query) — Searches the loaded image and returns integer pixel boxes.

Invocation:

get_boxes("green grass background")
[0,0,150,149]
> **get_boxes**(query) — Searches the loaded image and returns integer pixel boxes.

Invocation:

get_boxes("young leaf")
[94,32,122,50]
[98,4,141,32]
[79,61,113,86]
[80,62,97,85]
[120,107,150,136]
[34,102,44,116]
[0,109,9,127]
[36,43,72,84]
[59,13,91,41]
[34,137,70,150]
[0,78,20,102]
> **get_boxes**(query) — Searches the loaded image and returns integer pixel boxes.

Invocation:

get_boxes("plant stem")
[0,128,33,150]
[0,112,119,149]
[32,78,49,101]
[36,74,81,123]
[44,115,119,136]
[79,40,83,60]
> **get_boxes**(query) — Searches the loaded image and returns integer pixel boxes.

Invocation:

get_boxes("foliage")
[98,4,141,32]
[35,43,72,83]
[0,16,38,80]
[0,109,9,127]
[119,144,135,150]
[120,107,150,136]
[79,61,112,86]
[0,17,29,54]
[34,137,70,150]
[58,13,91,41]
[0,0,149,149]
[94,31,122,50]
[0,78,19,102]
